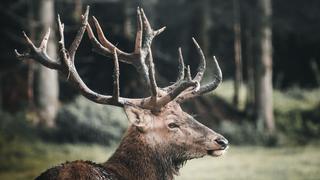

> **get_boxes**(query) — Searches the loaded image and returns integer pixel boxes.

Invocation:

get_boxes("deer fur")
[36,102,227,180]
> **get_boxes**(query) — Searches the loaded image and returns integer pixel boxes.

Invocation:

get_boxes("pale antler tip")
[212,55,222,79]
[213,55,217,61]
[44,28,51,38]
[84,6,90,17]
[155,26,166,35]
[191,37,200,47]
[14,49,28,60]
[40,28,51,49]
[186,65,192,80]
[14,49,20,57]
[92,16,98,24]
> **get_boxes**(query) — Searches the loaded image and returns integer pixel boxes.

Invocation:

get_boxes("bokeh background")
[0,0,319,179]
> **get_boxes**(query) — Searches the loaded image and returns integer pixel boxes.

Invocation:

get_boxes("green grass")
[1,142,319,180]
[177,146,320,180]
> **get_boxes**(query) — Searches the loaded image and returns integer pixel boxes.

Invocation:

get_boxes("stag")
[15,6,228,180]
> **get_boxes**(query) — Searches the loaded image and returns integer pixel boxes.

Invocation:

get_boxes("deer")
[15,6,228,180]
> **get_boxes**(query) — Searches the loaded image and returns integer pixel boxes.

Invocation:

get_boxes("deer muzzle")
[206,135,229,157]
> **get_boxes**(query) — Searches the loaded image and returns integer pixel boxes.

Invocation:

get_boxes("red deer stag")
[15,6,228,180]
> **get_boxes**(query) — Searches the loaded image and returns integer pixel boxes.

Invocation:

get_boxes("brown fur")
[35,102,227,180]
[36,160,115,180]
[36,127,177,180]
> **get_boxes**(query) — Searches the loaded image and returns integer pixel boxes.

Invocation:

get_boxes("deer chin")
[206,149,227,157]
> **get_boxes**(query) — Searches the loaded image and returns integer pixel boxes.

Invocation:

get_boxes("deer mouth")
[206,148,227,157]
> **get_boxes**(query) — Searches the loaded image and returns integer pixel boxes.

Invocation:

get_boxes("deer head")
[16,6,228,179]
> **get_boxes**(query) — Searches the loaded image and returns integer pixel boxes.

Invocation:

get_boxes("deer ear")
[124,105,152,131]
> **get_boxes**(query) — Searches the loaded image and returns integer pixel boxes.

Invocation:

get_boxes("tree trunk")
[122,0,134,39]
[26,0,36,111]
[0,76,2,109]
[254,0,275,133]
[73,0,83,20]
[232,0,242,108]
[243,1,255,117]
[188,0,210,73]
[36,0,59,127]
[244,28,255,116]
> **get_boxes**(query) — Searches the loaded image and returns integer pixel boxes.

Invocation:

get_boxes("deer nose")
[215,137,229,149]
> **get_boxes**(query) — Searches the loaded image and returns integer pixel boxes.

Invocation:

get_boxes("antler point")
[14,49,20,56]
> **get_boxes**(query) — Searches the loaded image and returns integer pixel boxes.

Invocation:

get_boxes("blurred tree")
[35,0,59,127]
[310,59,320,87]
[26,0,36,112]
[254,0,275,133]
[232,0,242,108]
[242,0,255,116]
[189,0,210,67]
[122,0,133,39]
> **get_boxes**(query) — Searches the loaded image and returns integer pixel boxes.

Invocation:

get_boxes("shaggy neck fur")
[103,126,189,180]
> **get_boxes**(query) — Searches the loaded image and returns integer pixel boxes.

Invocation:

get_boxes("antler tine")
[57,14,69,64]
[156,65,198,109]
[176,56,222,103]
[177,48,185,82]
[195,56,222,94]
[113,48,120,103]
[134,7,143,54]
[69,6,90,60]
[164,47,185,91]
[86,18,136,64]
[139,8,166,53]
[14,29,62,70]
[145,48,158,104]
[192,38,206,82]
[40,28,51,51]
[92,16,129,56]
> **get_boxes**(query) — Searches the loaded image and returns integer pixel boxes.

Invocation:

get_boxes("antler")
[15,6,143,107]
[15,6,222,113]
[87,7,167,109]
[87,8,165,95]
[156,38,222,108]
[168,38,222,103]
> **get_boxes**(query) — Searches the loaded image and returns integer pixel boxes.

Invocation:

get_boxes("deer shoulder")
[36,161,117,180]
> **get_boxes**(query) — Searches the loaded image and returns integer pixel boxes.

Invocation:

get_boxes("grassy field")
[177,146,320,180]
[0,143,319,180]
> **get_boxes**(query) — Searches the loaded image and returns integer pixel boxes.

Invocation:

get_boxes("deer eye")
[168,122,179,129]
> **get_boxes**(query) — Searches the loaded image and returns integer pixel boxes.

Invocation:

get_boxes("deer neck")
[103,126,178,180]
